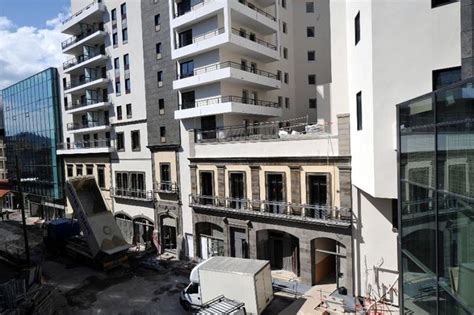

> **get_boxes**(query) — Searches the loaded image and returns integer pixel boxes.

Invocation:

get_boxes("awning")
[0,189,11,198]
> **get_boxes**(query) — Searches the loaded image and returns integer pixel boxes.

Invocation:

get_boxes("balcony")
[65,99,110,114]
[61,1,106,34]
[111,188,154,202]
[67,121,111,134]
[173,27,226,59]
[62,24,106,54]
[57,139,115,155]
[174,61,281,90]
[175,95,281,119]
[189,195,352,228]
[171,0,224,30]
[155,181,179,194]
[63,51,107,73]
[229,28,279,61]
[230,0,278,34]
[64,76,109,94]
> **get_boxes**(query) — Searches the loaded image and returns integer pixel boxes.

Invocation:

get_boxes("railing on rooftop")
[174,0,215,17]
[61,24,105,50]
[62,0,101,25]
[177,61,278,79]
[111,187,154,201]
[194,116,329,143]
[57,139,113,150]
[237,0,276,21]
[176,27,225,48]
[231,27,277,50]
[189,194,352,226]
[179,95,279,110]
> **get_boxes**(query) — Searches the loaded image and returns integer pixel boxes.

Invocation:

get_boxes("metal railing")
[111,187,154,201]
[189,194,352,225]
[194,116,330,143]
[155,181,179,193]
[178,61,278,79]
[61,24,105,49]
[177,27,225,48]
[57,139,113,150]
[67,121,109,131]
[174,0,215,17]
[65,98,109,111]
[231,27,277,50]
[237,0,276,21]
[63,50,105,70]
[179,95,279,110]
[62,0,100,25]
[65,75,108,90]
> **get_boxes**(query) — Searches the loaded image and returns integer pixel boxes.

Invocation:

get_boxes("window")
[131,130,140,151]
[123,54,130,70]
[86,164,94,175]
[284,72,289,84]
[122,28,128,44]
[277,70,282,81]
[156,43,162,59]
[112,32,118,47]
[154,14,161,31]
[125,78,131,94]
[282,22,287,34]
[160,126,166,143]
[200,171,214,203]
[309,98,317,109]
[266,173,284,213]
[120,3,127,19]
[308,74,316,85]
[356,91,362,130]
[67,165,73,177]
[116,172,145,196]
[432,66,461,90]
[160,163,171,183]
[157,71,163,87]
[307,175,327,205]
[285,97,290,108]
[115,80,121,96]
[307,26,315,37]
[283,47,288,59]
[111,9,117,21]
[391,199,398,230]
[432,0,457,8]
[117,106,122,120]
[126,103,132,118]
[229,173,245,209]
[76,165,83,176]
[306,2,314,12]
[97,165,105,189]
[278,96,283,107]
[159,99,165,115]
[307,50,315,61]
[117,132,125,151]
[355,11,360,45]
[281,0,286,8]
[180,60,194,78]
[114,57,120,70]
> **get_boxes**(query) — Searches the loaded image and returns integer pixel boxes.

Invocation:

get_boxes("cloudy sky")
[0,0,70,89]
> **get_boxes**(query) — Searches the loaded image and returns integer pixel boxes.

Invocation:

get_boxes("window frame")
[116,132,125,151]
[356,91,362,131]
[131,130,141,151]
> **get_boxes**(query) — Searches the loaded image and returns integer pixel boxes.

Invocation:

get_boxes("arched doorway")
[256,230,300,276]
[115,213,133,244]
[160,215,177,253]
[312,237,347,290]
[133,217,154,249]
[195,222,224,259]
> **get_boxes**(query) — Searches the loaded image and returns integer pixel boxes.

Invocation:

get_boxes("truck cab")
[180,281,201,311]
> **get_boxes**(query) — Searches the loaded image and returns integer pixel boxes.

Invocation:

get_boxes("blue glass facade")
[1,68,63,202]
[398,80,474,314]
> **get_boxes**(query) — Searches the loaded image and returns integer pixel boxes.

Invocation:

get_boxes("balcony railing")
[111,187,154,201]
[177,61,278,79]
[237,0,276,21]
[63,50,105,70]
[194,116,329,143]
[176,27,225,48]
[179,95,279,110]
[67,121,109,131]
[57,139,113,150]
[231,27,277,50]
[65,98,109,111]
[62,0,100,25]
[65,75,108,90]
[174,0,215,17]
[189,194,352,226]
[61,24,104,50]
[155,181,179,193]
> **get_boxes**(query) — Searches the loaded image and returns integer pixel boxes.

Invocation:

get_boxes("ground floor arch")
[312,237,347,290]
[256,229,300,276]
[159,214,178,253]
[195,221,225,259]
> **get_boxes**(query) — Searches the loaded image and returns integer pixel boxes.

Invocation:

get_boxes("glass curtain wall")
[398,80,474,314]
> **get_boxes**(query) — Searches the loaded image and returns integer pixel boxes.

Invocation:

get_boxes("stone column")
[462,0,474,79]
[289,166,301,216]
[217,165,226,206]
[337,114,350,156]
[338,166,352,209]
[250,165,260,210]
[190,164,197,197]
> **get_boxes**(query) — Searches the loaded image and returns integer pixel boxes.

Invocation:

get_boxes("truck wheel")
[182,301,192,311]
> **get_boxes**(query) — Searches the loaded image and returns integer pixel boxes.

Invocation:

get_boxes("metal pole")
[15,155,30,267]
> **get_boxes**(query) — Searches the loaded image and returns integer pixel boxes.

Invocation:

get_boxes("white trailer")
[180,257,273,314]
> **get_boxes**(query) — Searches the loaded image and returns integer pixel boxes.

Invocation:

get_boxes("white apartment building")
[58,0,155,246]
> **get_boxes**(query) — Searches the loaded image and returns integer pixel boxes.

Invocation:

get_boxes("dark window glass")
[281,0,286,8]
[200,172,213,201]
[125,78,131,94]
[160,126,166,143]
[126,103,132,118]
[120,3,127,18]
[307,50,315,61]
[160,164,170,182]
[285,97,290,108]
[308,175,327,205]
[131,130,140,151]
[86,165,94,175]
[282,22,287,34]
[355,12,360,45]
[356,91,362,130]
[309,98,317,109]
[117,106,122,120]
[306,2,314,12]
[180,60,194,78]
[266,173,284,213]
[181,91,195,109]
[307,26,315,37]
[229,173,245,209]
[308,74,316,85]
[432,66,461,91]
[122,28,128,43]
[97,166,105,188]
[111,9,117,21]
[113,32,118,46]
[117,132,125,151]
[432,0,457,8]
[159,99,165,115]
[67,165,73,177]
[123,54,130,70]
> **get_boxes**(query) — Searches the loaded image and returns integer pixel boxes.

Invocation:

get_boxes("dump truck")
[180,256,273,314]
[44,176,130,269]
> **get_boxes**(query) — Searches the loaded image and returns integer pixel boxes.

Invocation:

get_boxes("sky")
[0,0,71,89]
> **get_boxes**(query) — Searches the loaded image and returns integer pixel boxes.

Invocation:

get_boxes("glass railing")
[61,24,105,50]
[179,95,279,110]
[177,61,278,79]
